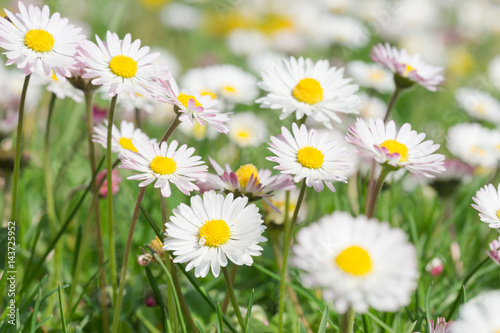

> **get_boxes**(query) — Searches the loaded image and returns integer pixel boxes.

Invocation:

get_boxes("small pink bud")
[144,295,157,307]
[96,169,122,198]
[92,105,108,125]
[426,258,444,277]
[487,237,500,266]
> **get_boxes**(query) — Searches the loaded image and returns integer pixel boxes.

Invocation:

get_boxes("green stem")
[221,264,237,313]
[366,167,391,219]
[10,74,31,223]
[222,266,246,332]
[278,180,307,333]
[340,308,355,333]
[171,260,198,333]
[111,114,181,333]
[107,95,118,302]
[383,86,402,123]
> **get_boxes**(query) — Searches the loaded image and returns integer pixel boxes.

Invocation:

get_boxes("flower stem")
[171,259,198,333]
[107,95,118,302]
[222,265,246,332]
[111,113,181,333]
[278,180,307,333]
[340,307,356,333]
[366,166,391,218]
[383,86,402,123]
[10,74,31,223]
[221,264,237,313]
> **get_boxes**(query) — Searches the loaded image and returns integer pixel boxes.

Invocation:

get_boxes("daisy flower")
[120,139,207,197]
[34,68,83,102]
[228,112,267,148]
[153,78,230,134]
[197,157,295,207]
[487,236,500,265]
[370,42,445,91]
[0,1,85,78]
[263,188,307,227]
[291,211,418,314]
[415,318,452,333]
[455,88,500,123]
[345,117,446,177]
[256,57,360,128]
[357,92,386,120]
[267,123,352,192]
[93,120,151,159]
[449,291,500,333]
[472,183,500,230]
[347,60,395,94]
[78,31,168,98]
[163,191,267,277]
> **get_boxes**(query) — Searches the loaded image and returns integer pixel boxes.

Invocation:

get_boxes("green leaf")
[365,312,396,333]
[244,289,255,333]
[139,202,162,239]
[195,319,206,333]
[58,284,68,333]
[425,282,433,332]
[298,319,307,333]
[145,266,167,324]
[216,303,224,333]
[318,305,329,333]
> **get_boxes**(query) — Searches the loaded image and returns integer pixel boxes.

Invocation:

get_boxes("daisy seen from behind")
[370,42,445,91]
[268,123,352,192]
[257,56,360,128]
[163,191,267,277]
[346,117,445,177]
[291,211,418,314]
[79,31,167,98]
[472,183,500,230]
[120,138,207,197]
[0,1,85,78]
[93,120,151,159]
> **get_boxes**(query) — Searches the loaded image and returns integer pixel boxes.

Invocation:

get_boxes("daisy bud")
[426,257,444,277]
[487,237,500,266]
[137,253,153,267]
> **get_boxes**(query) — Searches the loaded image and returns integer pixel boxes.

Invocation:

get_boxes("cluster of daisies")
[2,1,500,331]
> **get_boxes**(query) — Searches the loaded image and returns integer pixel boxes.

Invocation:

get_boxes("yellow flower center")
[235,164,259,188]
[335,246,372,276]
[369,69,384,82]
[497,209,500,219]
[222,85,237,94]
[201,90,217,100]
[24,29,55,52]
[379,139,409,162]
[119,137,138,152]
[109,55,138,79]
[297,146,324,169]
[178,92,202,108]
[236,129,251,139]
[470,145,486,156]
[403,64,415,77]
[150,156,177,175]
[292,78,323,105]
[475,102,487,115]
[51,72,59,82]
[192,122,207,139]
[199,219,231,247]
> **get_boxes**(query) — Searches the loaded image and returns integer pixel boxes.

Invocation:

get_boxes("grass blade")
[318,305,328,333]
[57,284,68,333]
[145,266,167,325]
[139,203,162,238]
[244,289,255,333]
[195,320,206,333]
[216,303,224,333]
[403,321,417,333]
[298,319,307,333]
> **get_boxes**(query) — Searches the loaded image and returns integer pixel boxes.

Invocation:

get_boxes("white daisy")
[455,88,500,123]
[472,183,500,230]
[228,112,267,148]
[449,291,500,333]
[153,78,230,134]
[291,211,418,314]
[92,120,151,159]
[0,1,85,78]
[163,191,267,277]
[267,123,352,192]
[487,236,500,266]
[34,68,83,102]
[347,60,395,94]
[120,139,207,197]
[256,56,360,128]
[346,117,446,177]
[357,92,386,120]
[78,31,168,98]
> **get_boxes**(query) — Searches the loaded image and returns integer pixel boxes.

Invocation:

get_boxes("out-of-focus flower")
[0,1,85,77]
[357,92,386,120]
[415,317,452,333]
[292,211,418,314]
[164,191,267,278]
[160,3,201,31]
[455,88,500,123]
[321,15,369,49]
[34,68,83,102]
[120,139,207,197]
[96,169,122,198]
[153,78,230,134]
[228,112,267,148]
[137,253,153,267]
[91,105,107,125]
[425,257,444,277]
[257,57,360,128]
[487,237,500,266]
[263,189,307,227]
[448,291,500,333]
[429,159,474,198]
[93,120,150,159]
[79,31,168,98]
[370,43,445,91]
[346,118,445,177]
[268,123,352,192]
[144,293,157,307]
[488,55,500,90]
[472,183,500,230]
[347,61,395,94]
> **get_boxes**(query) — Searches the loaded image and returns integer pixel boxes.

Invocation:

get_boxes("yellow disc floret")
[497,209,500,220]
[292,78,324,105]
[297,146,324,169]
[235,164,259,188]
[379,139,409,162]
[24,29,55,52]
[178,92,202,108]
[222,85,237,94]
[150,156,177,175]
[199,219,231,247]
[109,55,138,78]
[402,64,415,77]
[119,137,138,152]
[335,246,372,276]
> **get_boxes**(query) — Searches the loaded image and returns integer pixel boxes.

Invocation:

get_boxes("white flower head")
[228,112,268,148]
[455,88,500,123]
[449,291,500,333]
[92,120,150,159]
[472,183,500,230]
[347,60,395,94]
[164,191,267,277]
